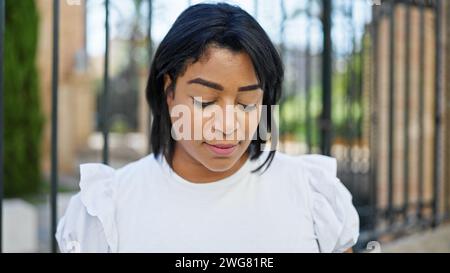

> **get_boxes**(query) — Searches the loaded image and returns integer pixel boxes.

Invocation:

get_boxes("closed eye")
[192,97,257,112]
[192,97,215,108]
[238,103,257,112]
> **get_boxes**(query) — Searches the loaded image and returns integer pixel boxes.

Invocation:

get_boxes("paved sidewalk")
[381,223,450,253]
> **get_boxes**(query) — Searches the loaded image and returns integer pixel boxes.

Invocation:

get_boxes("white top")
[55,151,359,253]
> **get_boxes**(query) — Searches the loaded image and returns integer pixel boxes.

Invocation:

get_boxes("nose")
[213,105,239,137]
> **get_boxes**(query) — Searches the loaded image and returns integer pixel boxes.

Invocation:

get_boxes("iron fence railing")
[353,0,447,248]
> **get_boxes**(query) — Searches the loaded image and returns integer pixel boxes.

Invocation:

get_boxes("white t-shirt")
[55,151,359,253]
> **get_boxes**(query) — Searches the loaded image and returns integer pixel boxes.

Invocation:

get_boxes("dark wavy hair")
[145,2,284,173]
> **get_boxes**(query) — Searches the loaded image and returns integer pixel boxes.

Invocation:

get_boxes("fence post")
[417,4,425,223]
[320,0,332,156]
[402,3,411,225]
[387,0,396,225]
[50,0,60,253]
[102,0,110,165]
[369,3,380,240]
[305,0,312,153]
[0,0,5,254]
[432,0,444,228]
[147,0,153,154]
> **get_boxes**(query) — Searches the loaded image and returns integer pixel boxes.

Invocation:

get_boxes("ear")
[164,74,174,107]
[163,74,172,93]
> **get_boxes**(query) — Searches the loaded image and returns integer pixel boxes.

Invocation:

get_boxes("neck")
[169,144,248,184]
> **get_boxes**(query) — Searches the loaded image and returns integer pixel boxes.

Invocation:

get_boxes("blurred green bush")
[4,0,44,197]
[279,49,365,148]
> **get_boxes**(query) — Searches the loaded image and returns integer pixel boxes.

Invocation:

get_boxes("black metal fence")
[0,0,448,253]
[342,0,448,249]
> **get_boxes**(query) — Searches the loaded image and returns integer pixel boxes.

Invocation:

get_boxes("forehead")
[180,46,258,86]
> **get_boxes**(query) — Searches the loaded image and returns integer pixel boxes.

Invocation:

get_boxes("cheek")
[240,109,261,139]
[192,108,203,127]
[191,106,207,140]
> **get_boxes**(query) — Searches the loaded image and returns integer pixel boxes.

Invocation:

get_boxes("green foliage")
[279,49,365,146]
[4,0,44,197]
[332,51,365,140]
[279,84,322,147]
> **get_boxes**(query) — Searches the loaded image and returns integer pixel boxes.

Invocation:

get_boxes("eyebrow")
[187,77,261,92]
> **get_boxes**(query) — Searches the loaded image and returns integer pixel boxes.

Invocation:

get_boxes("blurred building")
[35,0,150,178]
[36,0,93,175]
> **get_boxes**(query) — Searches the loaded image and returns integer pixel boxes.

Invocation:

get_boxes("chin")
[201,158,238,173]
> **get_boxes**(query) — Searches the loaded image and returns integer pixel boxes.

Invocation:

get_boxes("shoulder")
[267,151,337,172]
[55,154,160,253]
[268,152,360,252]
[55,193,111,252]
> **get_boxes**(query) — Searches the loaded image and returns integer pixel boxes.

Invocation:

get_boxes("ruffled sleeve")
[298,154,360,253]
[55,163,119,253]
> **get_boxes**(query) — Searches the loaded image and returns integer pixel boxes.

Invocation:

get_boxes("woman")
[56,2,359,253]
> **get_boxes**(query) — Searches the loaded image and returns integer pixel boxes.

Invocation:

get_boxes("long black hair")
[146,2,284,173]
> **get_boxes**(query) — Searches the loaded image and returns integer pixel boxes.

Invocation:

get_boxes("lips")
[205,143,238,156]
[208,143,237,149]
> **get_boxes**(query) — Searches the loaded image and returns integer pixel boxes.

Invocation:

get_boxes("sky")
[85,0,372,57]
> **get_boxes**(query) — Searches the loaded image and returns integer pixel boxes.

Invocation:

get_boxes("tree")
[4,0,44,197]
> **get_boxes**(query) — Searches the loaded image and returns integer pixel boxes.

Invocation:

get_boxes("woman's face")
[165,46,263,172]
